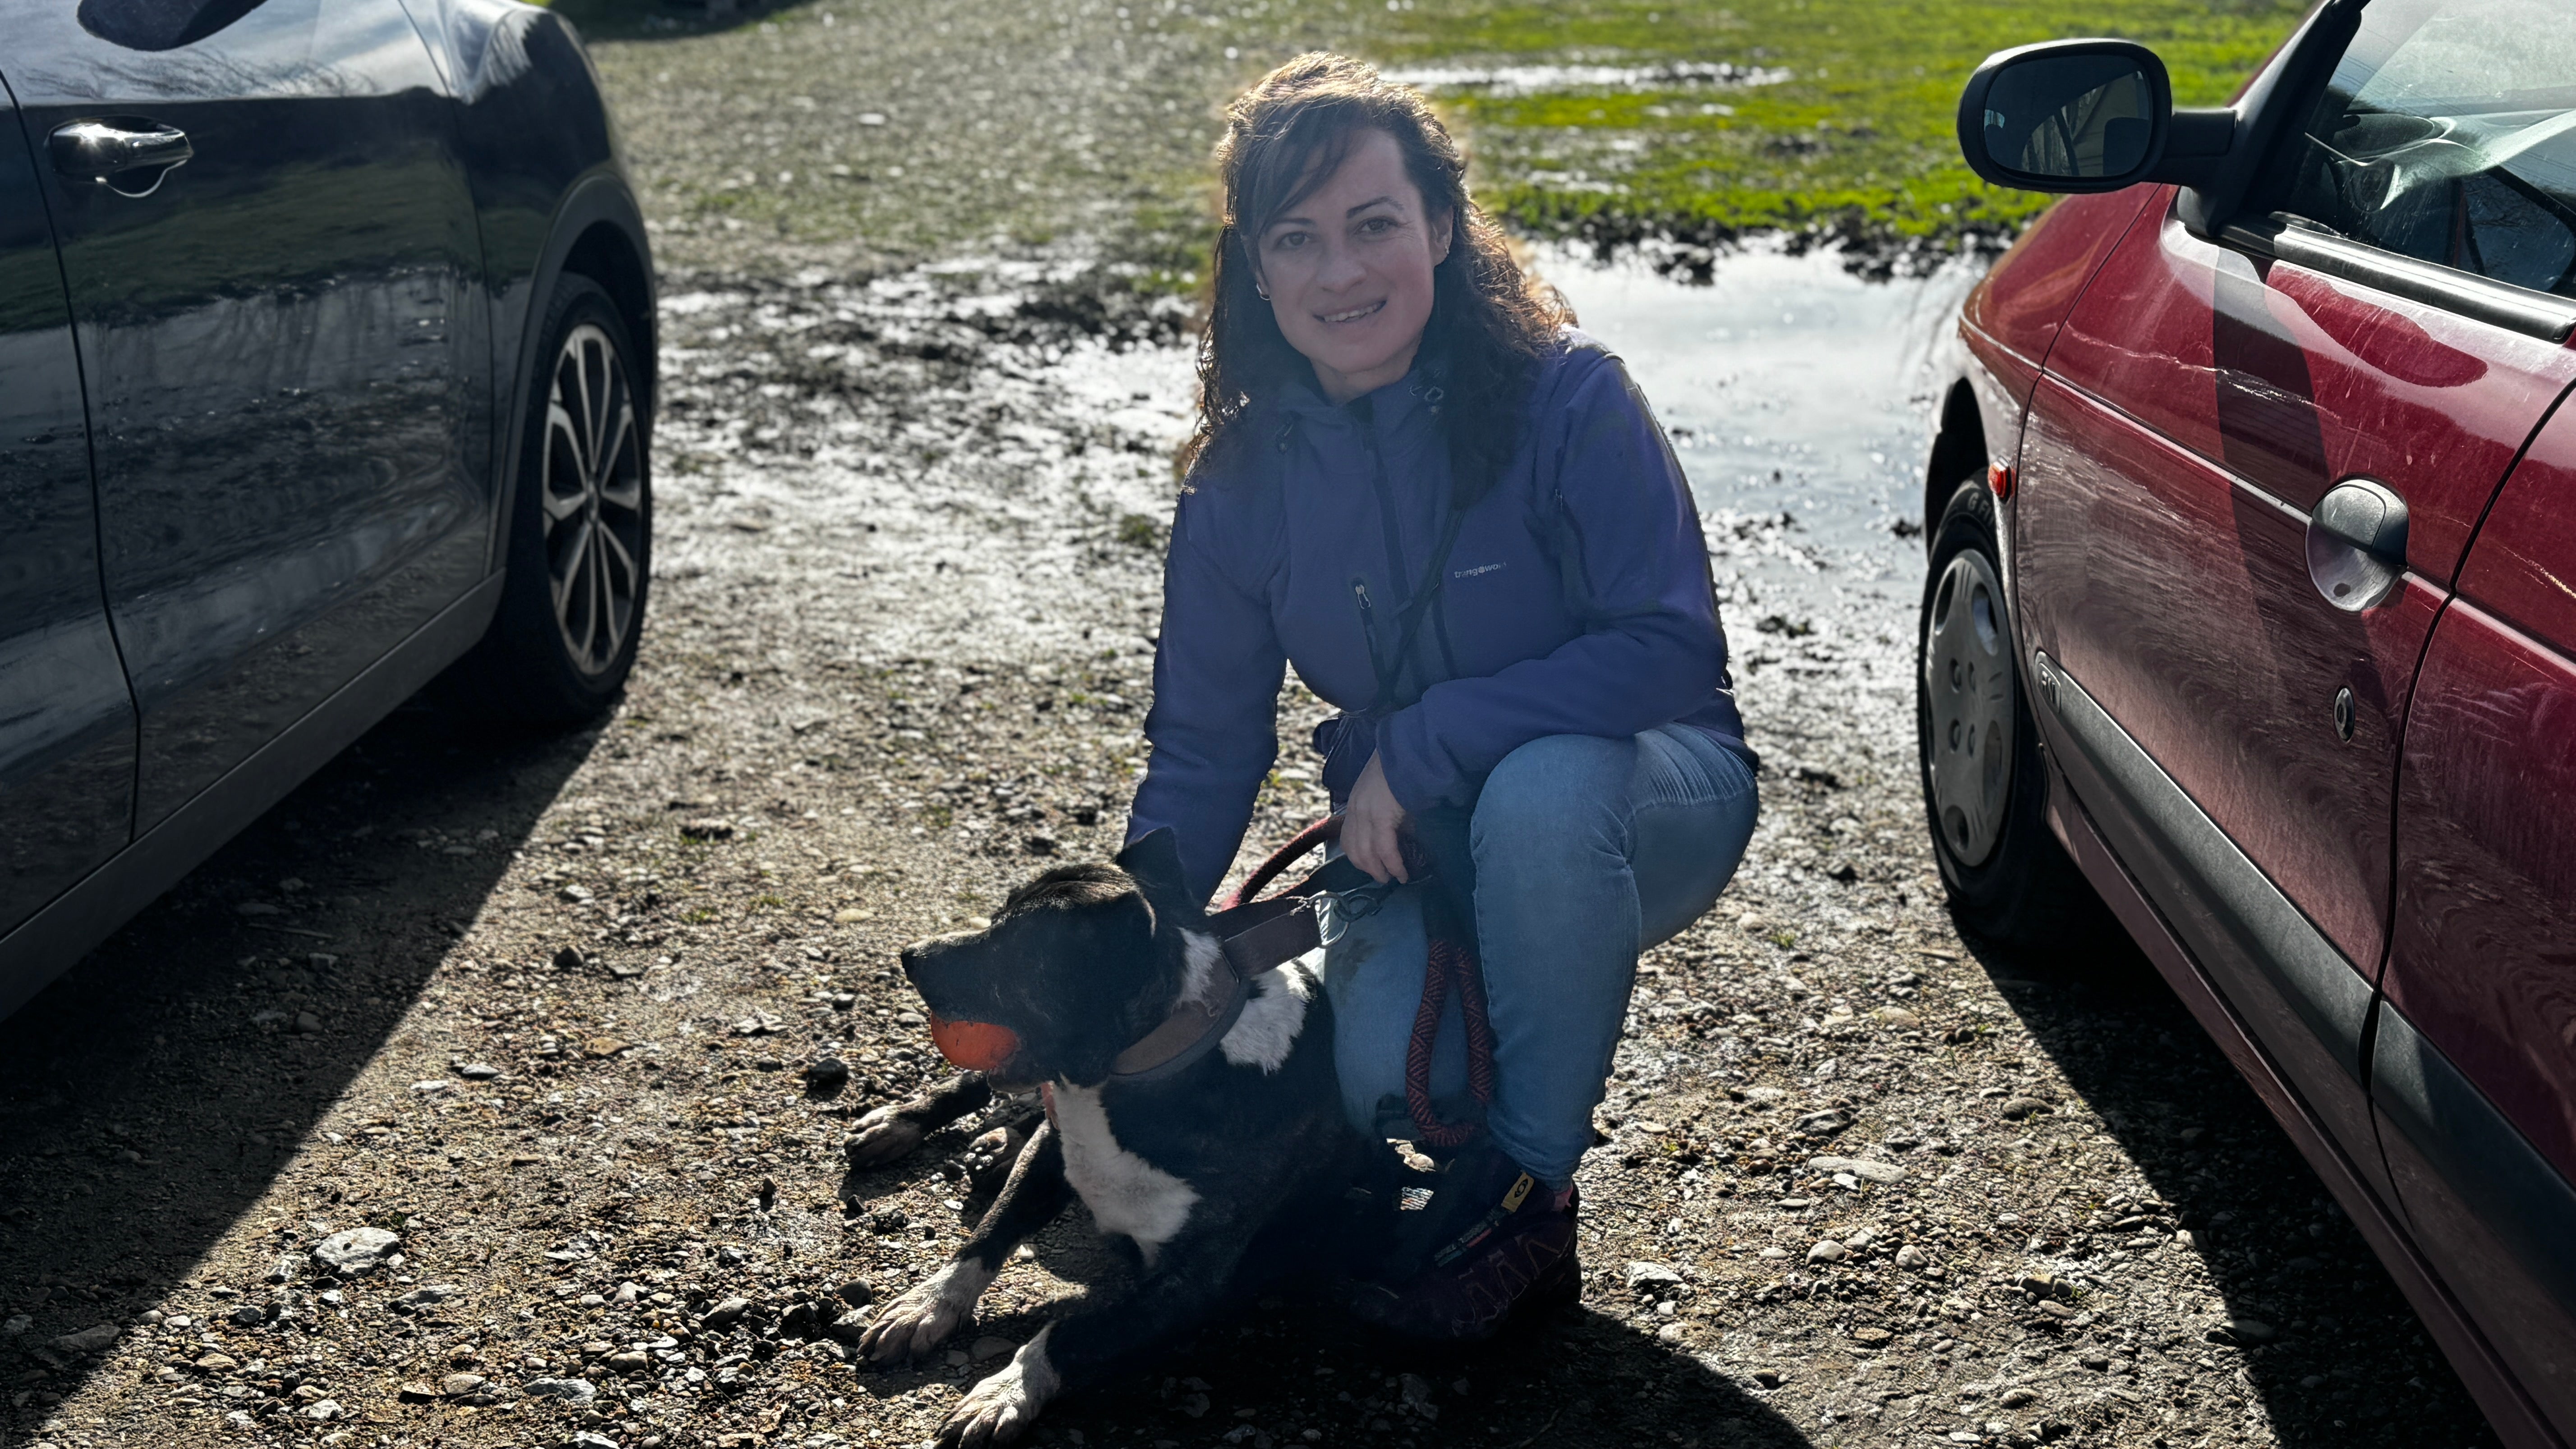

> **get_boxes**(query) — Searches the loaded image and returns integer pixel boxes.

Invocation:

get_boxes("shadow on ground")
[1969,931,2503,1449]
[0,700,594,1438]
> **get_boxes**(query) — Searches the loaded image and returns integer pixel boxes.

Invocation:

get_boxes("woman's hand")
[1343,751,1411,885]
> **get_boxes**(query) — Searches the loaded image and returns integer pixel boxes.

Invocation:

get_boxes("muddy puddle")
[1533,241,1984,624]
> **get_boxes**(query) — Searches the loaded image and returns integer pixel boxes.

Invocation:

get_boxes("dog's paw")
[938,1330,1059,1449]
[844,1104,929,1169]
[961,1122,1029,1196]
[859,1261,990,1361]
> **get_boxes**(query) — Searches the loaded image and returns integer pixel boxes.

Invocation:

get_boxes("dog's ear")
[1114,828,1196,921]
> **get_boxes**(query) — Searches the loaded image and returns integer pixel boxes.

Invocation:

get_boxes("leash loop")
[1228,816,1497,1150]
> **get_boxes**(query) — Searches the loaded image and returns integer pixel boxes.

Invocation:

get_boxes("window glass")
[2270,0,2576,296]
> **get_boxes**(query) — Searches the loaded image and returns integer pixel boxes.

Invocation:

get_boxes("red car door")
[2012,0,2576,1206]
[2379,401,2576,1434]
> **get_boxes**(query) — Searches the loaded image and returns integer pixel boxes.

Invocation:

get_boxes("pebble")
[524,1377,596,1403]
[1623,1261,1684,1291]
[1806,1240,1847,1263]
[2215,1317,2277,1344]
[266,1254,304,1284]
[1869,1006,1918,1027]
[700,1297,753,1330]
[1894,1244,1929,1268]
[2000,1096,2053,1120]
[608,1351,651,1372]
[300,1399,343,1421]
[894,1010,926,1027]
[397,1383,438,1403]
[1656,1323,1686,1344]
[573,1434,622,1449]
[1808,1154,1904,1183]
[1999,1387,2039,1408]
[48,1322,119,1356]
[225,1306,266,1327]
[828,1308,876,1343]
[292,1011,323,1034]
[442,1373,486,1397]
[807,1056,851,1088]
[313,1227,400,1275]
[194,1352,239,1373]
[1794,1110,1849,1136]
[458,1063,501,1080]
[971,1335,1015,1361]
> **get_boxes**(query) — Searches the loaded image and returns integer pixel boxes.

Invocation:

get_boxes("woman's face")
[1252,128,1453,404]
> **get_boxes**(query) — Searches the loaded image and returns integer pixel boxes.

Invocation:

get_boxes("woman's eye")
[1359,216,1395,234]
[1272,232,1307,251]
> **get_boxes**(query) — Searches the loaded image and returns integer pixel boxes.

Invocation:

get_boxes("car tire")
[1916,478,2108,954]
[446,274,651,727]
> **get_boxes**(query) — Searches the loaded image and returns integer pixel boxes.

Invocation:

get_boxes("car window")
[2267,0,2576,297]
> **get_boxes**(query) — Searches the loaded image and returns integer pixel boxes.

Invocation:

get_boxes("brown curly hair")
[1180,53,1571,505]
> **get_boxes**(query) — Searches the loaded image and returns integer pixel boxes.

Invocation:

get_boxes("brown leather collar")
[1100,888,1337,1084]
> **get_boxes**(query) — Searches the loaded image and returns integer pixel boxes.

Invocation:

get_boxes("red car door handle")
[2307,478,2410,612]
[48,119,192,197]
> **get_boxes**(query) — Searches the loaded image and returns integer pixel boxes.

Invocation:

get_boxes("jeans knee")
[1472,734,1632,865]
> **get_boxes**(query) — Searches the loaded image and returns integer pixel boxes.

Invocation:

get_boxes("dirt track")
[0,4,2510,1449]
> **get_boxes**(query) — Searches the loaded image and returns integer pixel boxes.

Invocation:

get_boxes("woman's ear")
[1430,206,1455,267]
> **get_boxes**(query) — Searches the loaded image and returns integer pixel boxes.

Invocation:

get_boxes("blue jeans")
[1322,725,1759,1189]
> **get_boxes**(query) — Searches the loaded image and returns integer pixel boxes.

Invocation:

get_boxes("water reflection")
[1533,242,1983,603]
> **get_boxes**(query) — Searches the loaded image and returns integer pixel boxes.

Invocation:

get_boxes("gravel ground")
[0,4,2512,1449]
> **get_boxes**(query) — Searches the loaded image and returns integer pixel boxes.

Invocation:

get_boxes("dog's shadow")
[842,1128,1812,1448]
[1011,1288,1814,1449]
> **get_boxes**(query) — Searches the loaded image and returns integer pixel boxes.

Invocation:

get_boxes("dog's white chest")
[1048,1082,1197,1266]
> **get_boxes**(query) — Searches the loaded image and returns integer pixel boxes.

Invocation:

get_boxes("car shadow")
[0,697,595,1440]
[1964,930,2505,1449]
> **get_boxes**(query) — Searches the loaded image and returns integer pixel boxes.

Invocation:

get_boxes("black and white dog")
[844,829,1395,1449]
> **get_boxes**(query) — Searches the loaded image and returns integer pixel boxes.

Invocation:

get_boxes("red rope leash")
[1229,817,1495,1148]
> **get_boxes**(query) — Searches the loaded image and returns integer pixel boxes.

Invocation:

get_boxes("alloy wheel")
[1924,548,2015,867]
[540,321,644,678]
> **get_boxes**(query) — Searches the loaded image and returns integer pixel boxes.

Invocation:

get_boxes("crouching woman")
[1125,53,1759,1339]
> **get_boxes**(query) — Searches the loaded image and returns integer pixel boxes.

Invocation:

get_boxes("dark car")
[0,0,654,1018]
[1921,1,2576,1442]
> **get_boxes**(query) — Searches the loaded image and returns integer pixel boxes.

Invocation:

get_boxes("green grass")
[1361,0,2308,248]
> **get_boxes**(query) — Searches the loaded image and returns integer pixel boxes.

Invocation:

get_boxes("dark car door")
[3,0,491,830]
[0,86,136,935]
[2013,0,2576,1203]
[2378,399,2576,1432]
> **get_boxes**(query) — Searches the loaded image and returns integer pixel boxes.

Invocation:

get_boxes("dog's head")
[897,828,1208,1091]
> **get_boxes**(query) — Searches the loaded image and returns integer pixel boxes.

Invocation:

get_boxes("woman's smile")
[1320,299,1387,326]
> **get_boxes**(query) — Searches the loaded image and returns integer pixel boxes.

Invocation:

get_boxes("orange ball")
[927,1014,1023,1073]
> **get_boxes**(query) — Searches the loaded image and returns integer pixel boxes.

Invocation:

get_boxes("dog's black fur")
[851,829,1397,1449]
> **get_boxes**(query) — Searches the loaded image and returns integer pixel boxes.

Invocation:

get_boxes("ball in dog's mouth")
[928,1013,1034,1089]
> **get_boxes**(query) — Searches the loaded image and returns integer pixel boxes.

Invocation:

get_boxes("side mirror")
[1957,39,2236,195]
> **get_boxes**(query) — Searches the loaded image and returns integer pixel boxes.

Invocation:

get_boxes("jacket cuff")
[1377,706,1468,814]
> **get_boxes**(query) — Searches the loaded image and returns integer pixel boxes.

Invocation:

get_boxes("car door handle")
[50,119,193,197]
[2306,477,2409,612]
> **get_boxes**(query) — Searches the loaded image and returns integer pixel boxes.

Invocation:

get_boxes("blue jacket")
[1128,330,1750,905]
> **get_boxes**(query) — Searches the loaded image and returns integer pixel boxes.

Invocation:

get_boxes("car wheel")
[1916,479,2107,953]
[448,274,651,726]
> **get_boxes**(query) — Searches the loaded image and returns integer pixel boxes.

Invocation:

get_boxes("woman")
[1126,53,1759,1340]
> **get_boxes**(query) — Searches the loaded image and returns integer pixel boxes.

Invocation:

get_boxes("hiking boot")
[1352,1141,1580,1341]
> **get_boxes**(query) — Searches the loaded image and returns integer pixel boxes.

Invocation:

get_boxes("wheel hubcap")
[541,322,644,678]
[1925,549,2014,867]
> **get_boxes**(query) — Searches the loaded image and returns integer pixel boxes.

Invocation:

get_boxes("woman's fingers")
[1347,751,1410,885]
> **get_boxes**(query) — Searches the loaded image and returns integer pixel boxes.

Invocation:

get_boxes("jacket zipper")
[1352,578,1391,702]
[1357,408,1417,705]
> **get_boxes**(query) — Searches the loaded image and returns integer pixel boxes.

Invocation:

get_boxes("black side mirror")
[1958,38,2237,196]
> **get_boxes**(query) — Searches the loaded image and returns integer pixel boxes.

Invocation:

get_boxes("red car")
[1924,3,2576,1444]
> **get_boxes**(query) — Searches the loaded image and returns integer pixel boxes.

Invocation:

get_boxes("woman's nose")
[1315,238,1367,291]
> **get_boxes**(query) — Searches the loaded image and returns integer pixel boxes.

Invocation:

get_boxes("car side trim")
[2029,649,2375,1084]
[0,572,504,1021]
[2374,1001,2576,1325]
[2222,215,2576,344]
